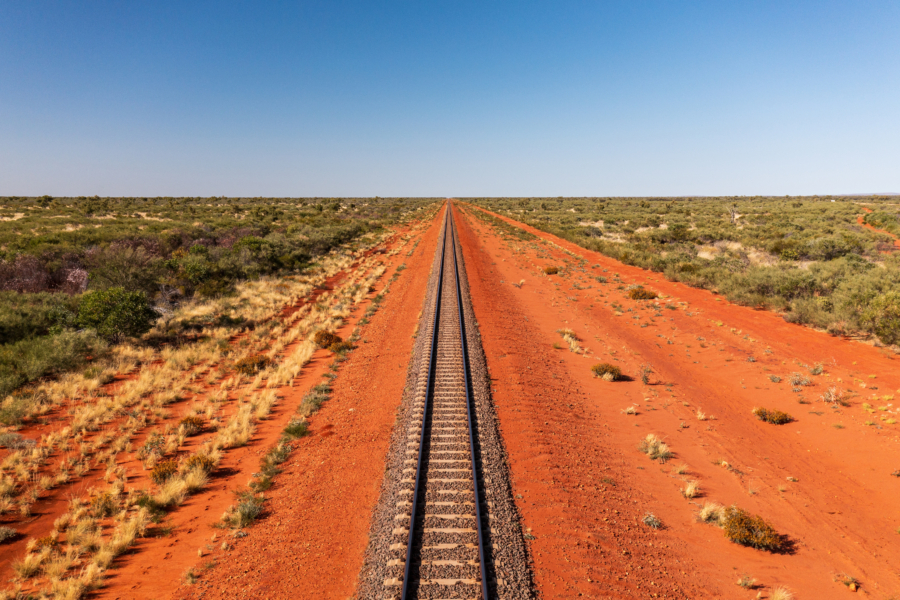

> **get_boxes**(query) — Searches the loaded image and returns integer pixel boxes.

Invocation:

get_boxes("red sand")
[455,203,900,598]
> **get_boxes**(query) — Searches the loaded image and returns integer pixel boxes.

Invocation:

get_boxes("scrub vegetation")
[467,196,900,346]
[0,195,436,397]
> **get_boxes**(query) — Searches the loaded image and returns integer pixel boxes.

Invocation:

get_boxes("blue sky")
[1,1,898,197]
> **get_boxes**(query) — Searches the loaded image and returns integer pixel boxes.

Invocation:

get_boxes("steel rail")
[400,209,448,600]
[449,207,490,600]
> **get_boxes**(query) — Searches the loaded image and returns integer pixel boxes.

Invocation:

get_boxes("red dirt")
[454,204,900,599]
[857,209,900,250]
[168,210,445,599]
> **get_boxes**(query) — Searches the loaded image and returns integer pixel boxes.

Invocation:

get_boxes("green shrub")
[860,292,900,345]
[76,287,156,340]
[752,407,792,425]
[283,419,308,440]
[721,507,785,552]
[591,362,622,381]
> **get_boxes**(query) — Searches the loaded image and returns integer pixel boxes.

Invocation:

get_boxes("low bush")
[752,407,793,425]
[627,286,658,300]
[234,354,273,375]
[543,266,559,275]
[0,526,17,543]
[283,419,308,440]
[91,492,117,518]
[642,513,662,529]
[591,362,622,381]
[182,453,216,474]
[224,491,264,528]
[313,330,341,348]
[328,341,353,354]
[150,460,179,484]
[76,287,156,341]
[179,415,205,435]
[721,506,785,552]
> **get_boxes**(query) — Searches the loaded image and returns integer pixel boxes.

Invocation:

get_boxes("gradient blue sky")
[1,1,898,197]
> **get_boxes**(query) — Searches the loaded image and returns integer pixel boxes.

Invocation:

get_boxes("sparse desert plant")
[642,512,662,529]
[224,491,264,528]
[789,372,811,387]
[234,354,273,375]
[150,459,179,484]
[639,363,653,384]
[821,386,848,406]
[674,463,689,475]
[770,586,794,600]
[769,374,782,383]
[557,329,582,354]
[736,574,757,589]
[627,286,658,300]
[698,501,725,525]
[0,526,16,542]
[91,492,117,518]
[752,407,793,425]
[328,340,353,354]
[543,266,559,275]
[182,453,217,474]
[721,506,785,552]
[313,330,341,348]
[681,480,701,499]
[179,415,205,435]
[591,362,622,381]
[621,405,637,415]
[696,409,711,421]
[638,434,673,462]
[807,362,824,375]
[283,419,308,439]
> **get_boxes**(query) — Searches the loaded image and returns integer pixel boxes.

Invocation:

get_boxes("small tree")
[76,287,156,341]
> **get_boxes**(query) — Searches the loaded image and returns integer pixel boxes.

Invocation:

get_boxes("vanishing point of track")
[388,207,490,599]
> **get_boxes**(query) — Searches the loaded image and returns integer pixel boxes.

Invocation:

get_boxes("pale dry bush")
[698,501,725,525]
[682,480,701,498]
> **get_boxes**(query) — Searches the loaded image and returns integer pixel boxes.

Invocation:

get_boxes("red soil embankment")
[170,210,444,600]
[455,204,900,599]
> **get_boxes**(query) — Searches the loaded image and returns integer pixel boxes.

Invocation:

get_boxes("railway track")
[386,207,490,599]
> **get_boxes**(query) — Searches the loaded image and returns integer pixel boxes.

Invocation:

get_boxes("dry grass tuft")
[681,480,701,499]
[591,363,622,381]
[698,501,726,525]
[769,586,794,600]
[638,434,673,462]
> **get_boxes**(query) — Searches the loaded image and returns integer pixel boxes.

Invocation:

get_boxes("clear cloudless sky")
[1,1,898,197]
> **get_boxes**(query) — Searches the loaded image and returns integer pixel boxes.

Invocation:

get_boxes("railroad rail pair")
[388,207,490,600]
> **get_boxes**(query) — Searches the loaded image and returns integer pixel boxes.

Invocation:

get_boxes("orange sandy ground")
[455,204,900,599]
[167,210,445,599]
